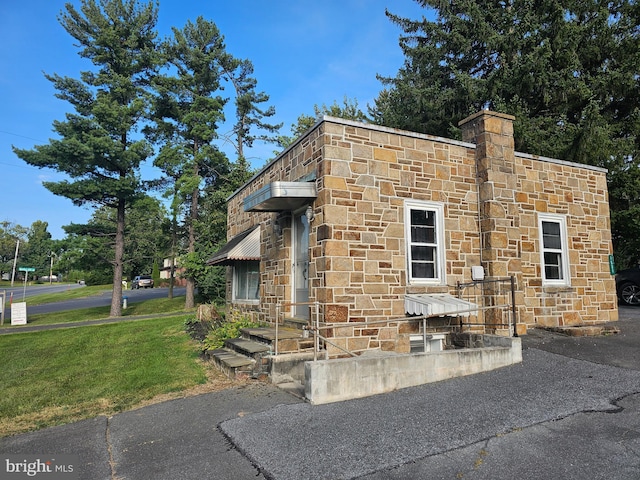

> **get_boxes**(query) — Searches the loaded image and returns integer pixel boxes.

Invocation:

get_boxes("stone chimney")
[459,110,522,334]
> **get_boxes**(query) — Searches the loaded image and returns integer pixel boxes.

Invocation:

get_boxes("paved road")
[1,283,85,300]
[1,286,185,321]
[1,307,640,479]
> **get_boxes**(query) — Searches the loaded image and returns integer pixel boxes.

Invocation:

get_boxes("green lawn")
[0,315,219,437]
[3,284,113,307]
[13,285,113,305]
[1,293,192,327]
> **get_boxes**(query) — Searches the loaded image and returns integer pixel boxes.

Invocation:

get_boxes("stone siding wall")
[224,115,617,356]
[514,153,617,327]
[225,124,325,322]
[314,121,481,355]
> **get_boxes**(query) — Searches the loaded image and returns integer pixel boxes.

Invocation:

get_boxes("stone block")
[370,160,389,177]
[323,205,348,224]
[324,240,347,256]
[332,257,353,271]
[384,223,404,238]
[363,283,389,294]
[325,145,352,161]
[325,272,350,287]
[352,144,373,159]
[374,147,397,163]
[324,175,347,190]
[326,304,349,323]
[347,337,370,352]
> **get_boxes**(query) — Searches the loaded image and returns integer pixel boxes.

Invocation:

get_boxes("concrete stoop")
[207,324,317,382]
[209,329,523,406]
[544,325,620,337]
[304,334,523,405]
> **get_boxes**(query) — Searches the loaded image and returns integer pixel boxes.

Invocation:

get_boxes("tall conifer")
[13,0,160,315]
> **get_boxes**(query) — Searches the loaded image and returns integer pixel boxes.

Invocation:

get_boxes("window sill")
[232,299,260,305]
[541,285,573,293]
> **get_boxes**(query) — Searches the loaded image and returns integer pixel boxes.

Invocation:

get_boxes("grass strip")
[0,315,209,437]
[1,296,192,327]
[3,285,113,307]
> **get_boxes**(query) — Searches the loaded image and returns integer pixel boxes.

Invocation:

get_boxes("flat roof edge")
[228,117,608,201]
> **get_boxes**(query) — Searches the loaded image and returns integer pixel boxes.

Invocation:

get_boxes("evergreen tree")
[148,16,230,309]
[13,0,160,315]
[219,56,282,161]
[149,17,281,305]
[278,97,368,150]
[375,0,640,266]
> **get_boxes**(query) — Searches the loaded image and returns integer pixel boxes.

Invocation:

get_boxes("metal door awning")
[405,294,478,317]
[207,227,260,266]
[243,181,317,212]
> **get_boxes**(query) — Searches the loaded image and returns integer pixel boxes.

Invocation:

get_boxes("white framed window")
[538,213,570,286]
[233,261,260,302]
[404,200,446,284]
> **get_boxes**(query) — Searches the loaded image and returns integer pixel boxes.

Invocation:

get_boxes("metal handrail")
[307,303,512,358]
[273,276,517,359]
[273,300,318,356]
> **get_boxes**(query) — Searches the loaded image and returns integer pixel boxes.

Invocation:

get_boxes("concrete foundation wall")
[270,351,323,384]
[304,335,522,405]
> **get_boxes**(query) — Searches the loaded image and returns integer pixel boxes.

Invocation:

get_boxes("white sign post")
[11,302,27,326]
[19,267,35,301]
[0,290,5,325]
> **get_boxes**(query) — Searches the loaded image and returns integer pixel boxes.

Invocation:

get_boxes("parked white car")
[132,275,154,289]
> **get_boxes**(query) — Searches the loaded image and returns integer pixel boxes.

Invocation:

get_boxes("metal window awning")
[207,227,260,266]
[405,294,478,317]
[243,181,317,212]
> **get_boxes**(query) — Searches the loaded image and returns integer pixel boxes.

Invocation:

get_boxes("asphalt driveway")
[1,307,640,479]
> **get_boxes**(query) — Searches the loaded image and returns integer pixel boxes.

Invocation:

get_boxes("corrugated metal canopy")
[243,181,317,212]
[405,294,478,318]
[207,227,260,266]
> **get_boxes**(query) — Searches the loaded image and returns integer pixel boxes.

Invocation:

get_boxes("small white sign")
[11,302,27,325]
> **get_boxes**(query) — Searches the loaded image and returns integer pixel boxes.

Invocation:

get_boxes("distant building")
[160,258,186,287]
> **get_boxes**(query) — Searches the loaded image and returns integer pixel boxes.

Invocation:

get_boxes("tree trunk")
[168,214,177,300]
[110,198,125,317]
[185,163,199,309]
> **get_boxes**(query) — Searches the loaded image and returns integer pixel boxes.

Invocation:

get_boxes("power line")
[0,160,34,170]
[0,130,45,143]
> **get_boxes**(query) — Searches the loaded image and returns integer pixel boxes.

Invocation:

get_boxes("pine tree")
[148,16,230,309]
[149,17,281,306]
[13,0,160,315]
[375,0,640,265]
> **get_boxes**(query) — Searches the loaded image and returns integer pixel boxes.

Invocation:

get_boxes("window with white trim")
[538,214,570,286]
[233,261,260,302]
[404,200,446,284]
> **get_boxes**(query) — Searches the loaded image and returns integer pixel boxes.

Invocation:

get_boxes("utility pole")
[10,240,19,287]
[49,251,57,284]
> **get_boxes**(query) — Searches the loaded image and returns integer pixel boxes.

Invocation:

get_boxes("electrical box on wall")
[472,266,485,281]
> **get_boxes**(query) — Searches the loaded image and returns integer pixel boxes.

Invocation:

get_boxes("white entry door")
[293,209,310,319]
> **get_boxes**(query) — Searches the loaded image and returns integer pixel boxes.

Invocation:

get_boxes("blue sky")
[0,0,429,239]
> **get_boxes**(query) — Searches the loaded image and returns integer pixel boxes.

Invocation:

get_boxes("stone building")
[211,110,618,359]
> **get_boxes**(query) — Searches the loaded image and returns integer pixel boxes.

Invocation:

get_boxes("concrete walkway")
[2,307,640,479]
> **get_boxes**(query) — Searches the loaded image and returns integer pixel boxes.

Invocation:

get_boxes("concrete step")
[240,327,316,354]
[225,338,271,359]
[283,317,308,330]
[208,348,255,379]
[211,327,322,384]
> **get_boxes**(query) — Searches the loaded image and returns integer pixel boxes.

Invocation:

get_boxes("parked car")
[616,266,640,305]
[132,275,154,289]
